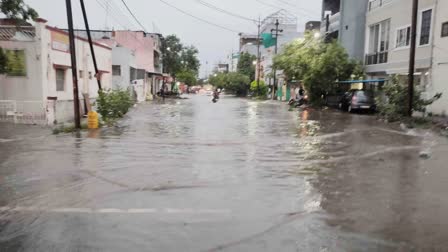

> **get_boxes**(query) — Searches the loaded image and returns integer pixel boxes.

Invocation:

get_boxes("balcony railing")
[365,51,388,65]
[368,0,393,11]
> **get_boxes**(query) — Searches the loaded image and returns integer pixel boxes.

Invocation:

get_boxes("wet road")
[1,95,448,251]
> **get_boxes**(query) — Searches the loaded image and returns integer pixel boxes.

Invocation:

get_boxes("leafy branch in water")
[376,75,442,121]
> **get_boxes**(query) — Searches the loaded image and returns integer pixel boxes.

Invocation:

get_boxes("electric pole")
[80,0,102,91]
[271,19,283,100]
[256,16,261,96]
[407,0,419,117]
[65,0,81,129]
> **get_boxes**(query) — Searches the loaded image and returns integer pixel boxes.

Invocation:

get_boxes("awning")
[147,71,163,77]
[336,79,386,84]
[53,64,71,69]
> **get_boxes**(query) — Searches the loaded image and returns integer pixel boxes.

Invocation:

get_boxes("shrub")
[97,89,134,121]
[209,72,250,97]
[377,75,442,122]
[250,80,269,98]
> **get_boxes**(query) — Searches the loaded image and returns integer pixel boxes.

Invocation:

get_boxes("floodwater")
[1,95,448,251]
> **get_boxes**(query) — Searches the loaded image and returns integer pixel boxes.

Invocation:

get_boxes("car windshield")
[1,0,448,251]
[355,90,374,98]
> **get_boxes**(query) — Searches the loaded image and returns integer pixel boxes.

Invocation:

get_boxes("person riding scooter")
[212,89,220,103]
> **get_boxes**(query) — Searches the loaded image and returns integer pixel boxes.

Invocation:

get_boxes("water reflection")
[0,96,447,251]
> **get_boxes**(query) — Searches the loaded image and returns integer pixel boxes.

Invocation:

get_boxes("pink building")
[74,29,164,101]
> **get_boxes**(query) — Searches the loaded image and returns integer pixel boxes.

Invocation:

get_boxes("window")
[112,65,121,76]
[368,19,390,53]
[79,70,83,78]
[88,71,92,80]
[56,69,65,91]
[442,22,448,37]
[366,19,390,65]
[396,26,411,48]
[420,9,432,45]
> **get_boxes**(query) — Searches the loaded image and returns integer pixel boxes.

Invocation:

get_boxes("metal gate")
[0,100,46,125]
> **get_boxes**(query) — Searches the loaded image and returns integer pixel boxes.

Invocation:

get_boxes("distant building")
[0,19,112,125]
[216,63,229,73]
[239,33,259,56]
[305,21,321,31]
[260,10,303,99]
[71,30,164,102]
[321,0,369,60]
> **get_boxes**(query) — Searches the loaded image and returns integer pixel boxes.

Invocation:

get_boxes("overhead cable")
[158,0,240,33]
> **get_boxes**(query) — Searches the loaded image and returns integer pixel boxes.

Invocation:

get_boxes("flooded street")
[1,95,448,251]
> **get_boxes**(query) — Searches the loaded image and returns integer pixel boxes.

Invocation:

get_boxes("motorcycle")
[288,95,309,107]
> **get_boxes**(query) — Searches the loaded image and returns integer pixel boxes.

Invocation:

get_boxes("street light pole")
[65,0,81,129]
[271,19,283,100]
[256,16,261,96]
[407,0,419,117]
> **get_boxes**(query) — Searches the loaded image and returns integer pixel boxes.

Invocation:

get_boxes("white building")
[364,0,448,115]
[0,18,112,125]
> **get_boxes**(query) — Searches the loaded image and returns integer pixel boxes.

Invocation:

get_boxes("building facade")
[73,29,164,102]
[364,0,448,114]
[0,19,112,125]
[321,0,370,61]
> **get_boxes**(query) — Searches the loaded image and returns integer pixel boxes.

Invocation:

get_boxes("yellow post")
[87,111,99,129]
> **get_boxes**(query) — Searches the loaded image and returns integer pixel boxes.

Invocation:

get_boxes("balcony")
[365,51,388,65]
[321,12,340,34]
[368,0,393,11]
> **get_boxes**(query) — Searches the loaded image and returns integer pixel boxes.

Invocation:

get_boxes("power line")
[94,0,148,49]
[158,0,240,33]
[196,0,257,22]
[277,0,296,8]
[119,0,147,31]
[94,0,132,30]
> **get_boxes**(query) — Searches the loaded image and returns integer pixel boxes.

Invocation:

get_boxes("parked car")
[338,90,376,113]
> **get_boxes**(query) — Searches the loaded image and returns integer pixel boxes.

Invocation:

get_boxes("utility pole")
[80,0,102,90]
[407,0,419,117]
[65,0,81,129]
[271,19,283,100]
[256,16,261,96]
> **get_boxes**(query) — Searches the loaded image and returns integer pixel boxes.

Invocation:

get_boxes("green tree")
[176,70,197,86]
[225,72,251,96]
[0,47,7,74]
[0,0,38,21]
[377,75,442,121]
[161,35,200,91]
[161,35,183,78]
[237,52,256,81]
[209,72,250,97]
[250,80,268,98]
[274,32,363,104]
[180,45,200,75]
[208,73,226,89]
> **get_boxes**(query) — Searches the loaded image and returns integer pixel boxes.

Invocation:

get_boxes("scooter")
[212,92,220,103]
[288,95,309,107]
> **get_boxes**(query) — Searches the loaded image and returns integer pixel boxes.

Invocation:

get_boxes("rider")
[212,89,220,102]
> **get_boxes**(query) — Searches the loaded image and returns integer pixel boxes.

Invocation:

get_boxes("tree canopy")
[0,48,7,74]
[209,72,250,97]
[0,0,38,21]
[273,33,363,103]
[237,52,256,82]
[161,35,200,87]
[176,70,197,86]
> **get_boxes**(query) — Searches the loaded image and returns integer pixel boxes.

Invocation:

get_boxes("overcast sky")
[25,0,321,77]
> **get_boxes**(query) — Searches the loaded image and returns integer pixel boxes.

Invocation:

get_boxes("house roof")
[0,26,35,41]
